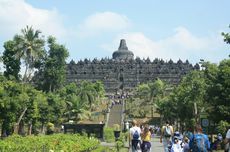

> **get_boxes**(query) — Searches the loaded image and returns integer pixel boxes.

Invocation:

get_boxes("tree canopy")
[0,26,105,137]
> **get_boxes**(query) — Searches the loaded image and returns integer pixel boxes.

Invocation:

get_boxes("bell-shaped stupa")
[112,39,134,60]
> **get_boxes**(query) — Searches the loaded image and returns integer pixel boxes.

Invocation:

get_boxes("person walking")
[170,135,183,152]
[225,126,230,152]
[189,124,210,152]
[160,121,174,152]
[129,119,142,152]
[141,125,152,152]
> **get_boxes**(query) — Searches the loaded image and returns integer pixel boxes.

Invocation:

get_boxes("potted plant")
[113,124,121,141]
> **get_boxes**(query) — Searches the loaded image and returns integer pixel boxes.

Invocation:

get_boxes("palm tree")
[77,81,97,110]
[14,25,45,82]
[148,79,168,118]
[135,79,167,117]
[64,95,90,122]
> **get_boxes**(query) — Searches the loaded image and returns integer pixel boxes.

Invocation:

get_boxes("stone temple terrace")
[66,39,200,93]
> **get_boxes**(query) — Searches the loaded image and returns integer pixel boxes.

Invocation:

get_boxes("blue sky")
[0,0,229,68]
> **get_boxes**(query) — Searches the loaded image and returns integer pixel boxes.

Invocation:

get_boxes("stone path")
[101,136,164,152]
[107,104,123,128]
[150,136,164,152]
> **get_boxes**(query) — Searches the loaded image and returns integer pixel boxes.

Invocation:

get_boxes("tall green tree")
[2,40,21,80]
[155,96,177,122]
[205,59,230,123]
[134,79,167,117]
[24,89,46,135]
[36,92,48,134]
[0,77,19,136]
[178,71,207,124]
[46,92,66,124]
[205,27,230,123]
[0,77,32,136]
[42,36,69,92]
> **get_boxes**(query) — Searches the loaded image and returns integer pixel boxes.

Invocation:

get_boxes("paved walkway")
[150,136,164,152]
[101,136,164,152]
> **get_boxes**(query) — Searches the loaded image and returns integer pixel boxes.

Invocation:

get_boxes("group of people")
[160,121,210,152]
[129,120,153,152]
[129,120,230,152]
[160,121,230,152]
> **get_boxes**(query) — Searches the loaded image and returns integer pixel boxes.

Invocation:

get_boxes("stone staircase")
[107,104,123,128]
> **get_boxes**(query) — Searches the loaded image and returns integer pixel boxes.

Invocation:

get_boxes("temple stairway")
[107,104,123,128]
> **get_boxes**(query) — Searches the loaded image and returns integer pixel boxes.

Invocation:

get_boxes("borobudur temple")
[66,39,199,93]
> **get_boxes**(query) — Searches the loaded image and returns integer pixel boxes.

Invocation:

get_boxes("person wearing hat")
[170,133,183,152]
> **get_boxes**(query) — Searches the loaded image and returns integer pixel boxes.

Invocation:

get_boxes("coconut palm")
[14,25,45,82]
[77,81,97,110]
[64,95,90,122]
[135,79,167,117]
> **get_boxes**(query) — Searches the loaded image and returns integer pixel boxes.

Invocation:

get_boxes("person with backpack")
[129,119,142,152]
[160,121,174,152]
[189,124,210,152]
[183,127,193,142]
[141,125,152,152]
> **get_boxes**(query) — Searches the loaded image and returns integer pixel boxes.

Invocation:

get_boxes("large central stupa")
[112,39,134,60]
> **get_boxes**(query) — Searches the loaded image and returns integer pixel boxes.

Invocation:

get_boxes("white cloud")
[0,0,67,39]
[102,27,227,64]
[78,12,130,37]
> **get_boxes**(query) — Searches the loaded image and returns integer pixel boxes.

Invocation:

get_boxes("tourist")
[160,121,174,152]
[140,124,144,132]
[141,125,152,152]
[170,135,183,152]
[129,120,141,152]
[149,127,154,138]
[183,127,193,142]
[183,137,190,152]
[225,126,230,152]
[189,124,210,152]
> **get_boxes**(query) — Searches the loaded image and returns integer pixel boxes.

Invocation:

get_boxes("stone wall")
[66,57,199,93]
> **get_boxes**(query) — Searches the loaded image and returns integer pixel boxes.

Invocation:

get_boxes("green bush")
[104,127,114,143]
[115,137,124,152]
[216,120,229,136]
[46,122,55,135]
[0,134,100,152]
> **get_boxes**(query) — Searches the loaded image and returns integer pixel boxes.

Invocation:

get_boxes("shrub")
[104,127,114,142]
[0,134,100,152]
[46,122,55,135]
[216,120,229,136]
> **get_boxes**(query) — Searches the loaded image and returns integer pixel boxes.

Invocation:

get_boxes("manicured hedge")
[0,134,100,152]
